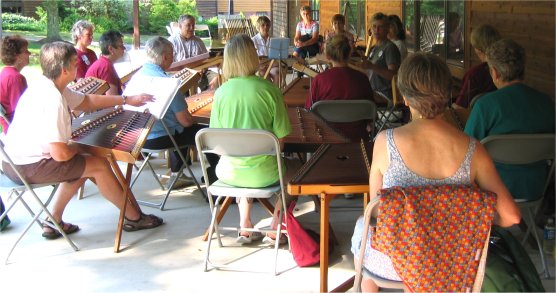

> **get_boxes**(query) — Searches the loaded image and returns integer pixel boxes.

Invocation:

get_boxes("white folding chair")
[354,186,491,292]
[310,99,377,140]
[195,24,212,42]
[195,128,288,275]
[481,133,555,278]
[0,141,79,264]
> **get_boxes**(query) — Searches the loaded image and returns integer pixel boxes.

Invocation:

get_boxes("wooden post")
[132,0,140,50]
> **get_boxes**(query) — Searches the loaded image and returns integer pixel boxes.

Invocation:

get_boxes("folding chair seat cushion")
[208,180,280,199]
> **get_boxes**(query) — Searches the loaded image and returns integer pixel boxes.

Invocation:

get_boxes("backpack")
[482,226,545,292]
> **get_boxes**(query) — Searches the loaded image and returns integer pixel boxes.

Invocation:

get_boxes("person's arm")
[369,131,388,201]
[49,142,78,162]
[294,29,302,47]
[73,93,154,112]
[472,143,521,227]
[301,23,320,47]
[175,109,194,128]
[105,82,120,95]
[463,100,488,140]
[363,62,398,81]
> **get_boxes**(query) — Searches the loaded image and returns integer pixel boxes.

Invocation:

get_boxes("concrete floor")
[1,158,554,292]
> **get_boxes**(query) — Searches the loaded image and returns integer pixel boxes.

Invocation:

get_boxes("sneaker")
[236,231,263,244]
[165,173,194,190]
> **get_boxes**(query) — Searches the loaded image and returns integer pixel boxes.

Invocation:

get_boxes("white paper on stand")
[122,75,180,120]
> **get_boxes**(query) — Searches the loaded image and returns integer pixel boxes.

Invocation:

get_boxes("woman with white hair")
[71,20,97,80]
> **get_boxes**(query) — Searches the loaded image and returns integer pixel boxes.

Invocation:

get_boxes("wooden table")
[282,77,311,107]
[288,142,372,293]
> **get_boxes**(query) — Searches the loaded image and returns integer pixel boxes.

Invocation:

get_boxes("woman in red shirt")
[0,35,30,133]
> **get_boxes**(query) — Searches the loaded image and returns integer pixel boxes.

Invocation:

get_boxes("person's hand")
[126,94,155,107]
[294,40,302,48]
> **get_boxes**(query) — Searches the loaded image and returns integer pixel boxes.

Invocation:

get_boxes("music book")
[268,38,289,60]
[169,52,210,70]
[122,75,180,120]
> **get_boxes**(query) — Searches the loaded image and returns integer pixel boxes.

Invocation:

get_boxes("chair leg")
[204,202,220,272]
[524,208,551,278]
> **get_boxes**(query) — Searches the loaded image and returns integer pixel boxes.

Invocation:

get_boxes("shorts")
[2,155,86,185]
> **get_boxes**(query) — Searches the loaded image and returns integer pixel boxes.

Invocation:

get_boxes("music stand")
[266,37,289,89]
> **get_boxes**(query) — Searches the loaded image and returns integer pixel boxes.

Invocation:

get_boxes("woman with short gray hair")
[71,20,97,80]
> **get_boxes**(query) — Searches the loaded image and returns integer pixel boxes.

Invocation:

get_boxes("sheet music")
[268,38,289,60]
[122,75,180,120]
[169,52,210,69]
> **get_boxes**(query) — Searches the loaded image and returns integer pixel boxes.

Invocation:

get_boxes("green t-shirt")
[464,83,555,200]
[209,76,291,188]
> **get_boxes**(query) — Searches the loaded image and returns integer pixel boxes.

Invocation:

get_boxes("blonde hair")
[325,34,351,63]
[222,34,259,82]
[397,53,451,119]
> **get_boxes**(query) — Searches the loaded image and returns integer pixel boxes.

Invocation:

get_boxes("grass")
[1,30,217,72]
[1,30,162,70]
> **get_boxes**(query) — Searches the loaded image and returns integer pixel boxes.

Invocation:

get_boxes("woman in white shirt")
[252,16,282,85]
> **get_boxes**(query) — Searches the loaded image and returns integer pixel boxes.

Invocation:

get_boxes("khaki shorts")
[3,155,86,185]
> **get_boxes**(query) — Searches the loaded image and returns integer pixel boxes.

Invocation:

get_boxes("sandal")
[123,213,163,232]
[262,232,287,245]
[42,219,80,240]
[236,231,263,244]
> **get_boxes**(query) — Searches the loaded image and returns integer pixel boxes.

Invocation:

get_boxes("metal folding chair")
[0,141,79,264]
[195,128,288,275]
[131,121,204,210]
[481,133,555,278]
[374,74,405,136]
[310,99,377,139]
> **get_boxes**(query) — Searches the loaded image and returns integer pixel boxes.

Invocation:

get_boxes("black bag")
[0,196,10,231]
[482,226,545,292]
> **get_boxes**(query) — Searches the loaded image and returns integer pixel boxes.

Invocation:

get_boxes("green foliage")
[177,0,198,17]
[199,16,218,39]
[140,0,200,34]
[1,13,45,31]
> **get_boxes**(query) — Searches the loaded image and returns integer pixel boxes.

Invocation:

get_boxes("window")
[310,0,320,22]
[403,0,464,65]
[341,0,366,42]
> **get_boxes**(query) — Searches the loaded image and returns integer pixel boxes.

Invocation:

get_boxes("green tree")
[177,0,198,17]
[44,0,62,41]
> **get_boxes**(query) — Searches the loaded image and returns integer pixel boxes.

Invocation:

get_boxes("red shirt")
[0,67,27,133]
[454,62,496,108]
[76,48,97,80]
[306,66,374,141]
[85,55,122,94]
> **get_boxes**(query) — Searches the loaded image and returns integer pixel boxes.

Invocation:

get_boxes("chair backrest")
[195,24,212,40]
[195,128,280,158]
[311,100,377,123]
[480,133,555,165]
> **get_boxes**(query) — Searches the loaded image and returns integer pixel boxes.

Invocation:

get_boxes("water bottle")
[543,217,555,255]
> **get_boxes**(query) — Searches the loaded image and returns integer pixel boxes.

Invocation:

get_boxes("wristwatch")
[122,95,128,105]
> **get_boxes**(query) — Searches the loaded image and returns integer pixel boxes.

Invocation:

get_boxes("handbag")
[283,201,320,267]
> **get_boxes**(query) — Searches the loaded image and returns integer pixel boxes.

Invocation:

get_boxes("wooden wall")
[365,0,402,44]
[217,0,271,15]
[467,1,555,97]
[319,1,341,37]
[197,0,217,20]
